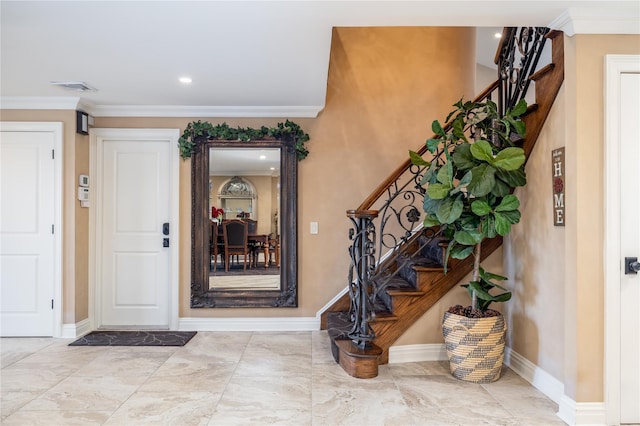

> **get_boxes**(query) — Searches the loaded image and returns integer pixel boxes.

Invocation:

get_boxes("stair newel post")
[346,209,379,349]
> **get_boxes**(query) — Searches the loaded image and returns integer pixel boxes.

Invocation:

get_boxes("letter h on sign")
[552,147,565,226]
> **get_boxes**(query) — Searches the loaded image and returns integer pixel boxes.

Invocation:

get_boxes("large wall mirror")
[190,138,297,308]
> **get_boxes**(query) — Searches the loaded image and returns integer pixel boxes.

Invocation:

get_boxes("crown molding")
[1,96,82,110]
[90,104,324,118]
[549,7,640,36]
[0,97,324,118]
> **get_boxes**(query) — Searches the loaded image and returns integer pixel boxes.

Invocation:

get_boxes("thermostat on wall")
[78,187,89,201]
[79,174,89,187]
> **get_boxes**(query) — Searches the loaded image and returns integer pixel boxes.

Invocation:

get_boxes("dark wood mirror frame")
[190,137,298,308]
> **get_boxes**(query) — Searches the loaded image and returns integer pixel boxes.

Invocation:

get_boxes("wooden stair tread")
[372,311,398,321]
[529,63,555,81]
[386,289,425,297]
[412,265,444,273]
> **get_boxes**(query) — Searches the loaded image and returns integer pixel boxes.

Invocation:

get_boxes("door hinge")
[51,299,54,309]
[52,149,55,159]
[52,224,54,234]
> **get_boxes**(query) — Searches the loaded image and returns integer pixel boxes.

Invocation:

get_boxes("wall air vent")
[50,81,97,92]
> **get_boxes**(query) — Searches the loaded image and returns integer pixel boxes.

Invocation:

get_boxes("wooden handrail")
[355,79,499,212]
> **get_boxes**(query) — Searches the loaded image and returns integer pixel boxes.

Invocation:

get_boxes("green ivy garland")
[178,120,310,161]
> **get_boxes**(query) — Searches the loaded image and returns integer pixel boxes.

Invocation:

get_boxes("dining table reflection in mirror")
[208,149,280,291]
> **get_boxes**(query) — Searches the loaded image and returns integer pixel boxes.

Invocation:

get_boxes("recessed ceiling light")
[179,76,192,84]
[259,155,266,160]
[494,32,502,39]
[270,167,275,171]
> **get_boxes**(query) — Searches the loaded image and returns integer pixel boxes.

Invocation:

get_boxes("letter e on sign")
[552,147,565,226]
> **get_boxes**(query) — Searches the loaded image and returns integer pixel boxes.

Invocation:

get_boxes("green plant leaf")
[512,120,526,137]
[495,194,520,212]
[450,170,472,195]
[471,200,492,216]
[470,140,494,163]
[409,150,429,166]
[436,163,453,185]
[452,143,476,170]
[426,183,451,200]
[426,138,440,154]
[491,178,510,197]
[493,147,525,171]
[467,164,496,197]
[494,212,512,235]
[423,214,441,227]
[479,267,508,281]
[510,98,528,117]
[481,214,497,238]
[467,281,494,301]
[432,120,446,137]
[454,229,483,245]
[496,168,527,187]
[452,118,467,141]
[436,197,464,224]
[423,196,442,214]
[450,245,474,259]
[499,209,522,224]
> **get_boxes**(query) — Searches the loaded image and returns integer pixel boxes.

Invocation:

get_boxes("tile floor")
[1,331,565,425]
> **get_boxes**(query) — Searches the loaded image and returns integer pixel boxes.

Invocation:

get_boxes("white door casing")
[604,54,640,425]
[0,122,63,337]
[90,129,179,330]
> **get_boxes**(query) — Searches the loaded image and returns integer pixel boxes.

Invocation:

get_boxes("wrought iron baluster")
[346,210,377,349]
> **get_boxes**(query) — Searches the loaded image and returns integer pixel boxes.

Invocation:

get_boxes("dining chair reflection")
[222,219,250,272]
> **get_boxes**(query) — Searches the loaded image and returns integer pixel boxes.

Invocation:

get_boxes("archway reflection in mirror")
[208,148,281,291]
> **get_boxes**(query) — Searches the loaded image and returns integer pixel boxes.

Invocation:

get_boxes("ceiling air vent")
[50,81,97,92]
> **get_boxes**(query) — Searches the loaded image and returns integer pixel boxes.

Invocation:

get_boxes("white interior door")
[0,123,62,336]
[619,71,640,425]
[605,55,640,426]
[92,129,178,329]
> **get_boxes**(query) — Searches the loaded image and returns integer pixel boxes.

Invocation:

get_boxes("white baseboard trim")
[504,347,565,405]
[178,316,320,331]
[388,343,447,364]
[505,348,606,426]
[60,318,92,338]
[557,395,607,426]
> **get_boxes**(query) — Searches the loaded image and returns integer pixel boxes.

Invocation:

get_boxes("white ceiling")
[1,1,638,118]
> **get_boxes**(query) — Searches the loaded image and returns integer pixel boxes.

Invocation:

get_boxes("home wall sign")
[552,147,565,226]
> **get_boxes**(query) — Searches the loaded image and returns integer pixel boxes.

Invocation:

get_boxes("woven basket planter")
[442,311,507,383]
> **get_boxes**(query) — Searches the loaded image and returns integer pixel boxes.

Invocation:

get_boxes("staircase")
[320,28,565,379]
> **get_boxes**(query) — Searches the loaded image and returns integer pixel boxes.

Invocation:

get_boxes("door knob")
[625,257,640,275]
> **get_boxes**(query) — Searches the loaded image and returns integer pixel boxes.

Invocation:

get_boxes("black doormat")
[68,330,197,347]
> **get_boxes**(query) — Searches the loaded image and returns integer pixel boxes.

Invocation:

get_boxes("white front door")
[0,123,62,337]
[91,129,179,329]
[605,55,640,425]
[619,71,640,425]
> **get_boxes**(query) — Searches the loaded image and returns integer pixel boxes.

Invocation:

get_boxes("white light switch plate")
[310,222,318,234]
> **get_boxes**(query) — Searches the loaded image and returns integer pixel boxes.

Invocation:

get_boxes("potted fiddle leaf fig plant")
[409,97,528,383]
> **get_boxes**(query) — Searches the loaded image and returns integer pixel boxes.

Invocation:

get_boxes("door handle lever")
[625,257,640,275]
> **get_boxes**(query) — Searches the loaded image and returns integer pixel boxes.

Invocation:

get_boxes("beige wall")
[506,33,640,403]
